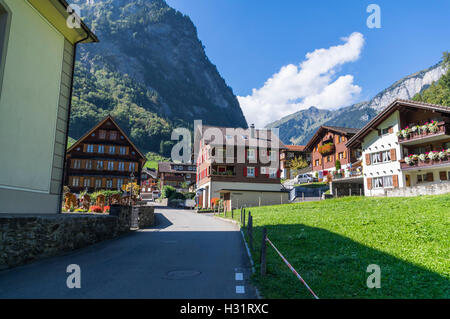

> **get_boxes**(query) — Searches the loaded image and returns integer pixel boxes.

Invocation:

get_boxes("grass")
[144,152,170,170]
[223,195,450,298]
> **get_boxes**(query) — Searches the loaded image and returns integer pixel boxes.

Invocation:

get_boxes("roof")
[29,0,98,44]
[346,99,450,148]
[142,168,157,179]
[285,145,306,152]
[158,162,196,174]
[304,125,359,152]
[67,115,147,163]
[196,125,286,149]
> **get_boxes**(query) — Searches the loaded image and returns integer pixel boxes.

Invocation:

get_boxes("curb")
[214,215,263,299]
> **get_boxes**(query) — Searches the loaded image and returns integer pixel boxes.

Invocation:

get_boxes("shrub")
[169,192,185,200]
[103,205,110,213]
[335,160,341,171]
[184,192,196,200]
[161,185,176,199]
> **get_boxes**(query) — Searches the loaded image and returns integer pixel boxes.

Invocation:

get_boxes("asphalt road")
[0,208,257,299]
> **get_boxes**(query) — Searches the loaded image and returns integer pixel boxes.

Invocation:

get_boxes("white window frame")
[106,179,113,188]
[247,166,255,177]
[120,147,126,155]
[86,160,92,169]
[87,144,94,153]
[97,161,103,170]
[97,145,104,153]
[95,179,102,188]
[72,177,79,187]
[269,168,277,178]
[129,162,135,172]
[108,161,114,171]
[109,146,115,154]
[74,160,81,169]
[83,178,90,187]
[118,162,125,171]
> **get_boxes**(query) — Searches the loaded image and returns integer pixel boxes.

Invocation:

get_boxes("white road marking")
[236,286,245,294]
[235,273,243,281]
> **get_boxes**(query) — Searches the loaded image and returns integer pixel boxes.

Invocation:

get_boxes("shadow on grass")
[245,224,449,299]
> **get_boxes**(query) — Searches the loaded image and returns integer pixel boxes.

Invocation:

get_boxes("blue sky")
[166,0,449,126]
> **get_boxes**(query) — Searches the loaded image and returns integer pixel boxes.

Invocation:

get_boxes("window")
[109,146,115,154]
[269,168,277,178]
[87,144,94,153]
[117,179,123,189]
[97,145,104,153]
[118,162,125,171]
[106,179,113,188]
[129,162,136,171]
[120,147,126,155]
[73,160,81,169]
[338,152,344,159]
[72,177,79,187]
[247,149,255,160]
[107,161,114,170]
[315,159,319,166]
[261,167,268,174]
[99,130,106,139]
[110,131,117,140]
[96,161,103,170]
[95,179,102,188]
[381,150,391,162]
[371,152,382,164]
[85,160,92,169]
[270,150,277,161]
[83,178,91,187]
[373,176,393,189]
[247,167,255,177]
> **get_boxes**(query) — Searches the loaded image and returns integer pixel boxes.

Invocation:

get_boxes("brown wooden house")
[305,126,361,175]
[64,116,146,193]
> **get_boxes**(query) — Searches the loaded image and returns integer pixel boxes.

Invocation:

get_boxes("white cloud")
[238,32,365,128]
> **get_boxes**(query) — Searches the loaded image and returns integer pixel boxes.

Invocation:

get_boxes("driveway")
[0,208,257,299]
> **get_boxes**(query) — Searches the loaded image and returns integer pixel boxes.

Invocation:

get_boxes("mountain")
[69,0,247,156]
[266,62,446,145]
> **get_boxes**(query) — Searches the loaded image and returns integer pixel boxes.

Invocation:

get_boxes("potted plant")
[438,150,447,160]
[418,153,427,162]
[428,151,439,161]
[318,143,335,156]
[428,120,439,133]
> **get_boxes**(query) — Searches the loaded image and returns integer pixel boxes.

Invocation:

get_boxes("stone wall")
[0,205,153,270]
[385,181,450,197]
[138,206,155,229]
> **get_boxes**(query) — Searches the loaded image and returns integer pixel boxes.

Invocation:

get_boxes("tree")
[335,159,341,171]
[290,156,309,175]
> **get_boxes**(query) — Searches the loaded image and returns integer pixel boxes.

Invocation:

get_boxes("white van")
[294,173,314,184]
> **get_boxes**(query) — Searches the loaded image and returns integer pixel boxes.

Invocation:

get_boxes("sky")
[166,0,450,127]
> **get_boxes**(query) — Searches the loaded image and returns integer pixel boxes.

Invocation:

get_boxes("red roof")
[285,145,306,151]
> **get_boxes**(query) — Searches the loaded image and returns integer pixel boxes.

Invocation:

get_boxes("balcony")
[400,153,450,170]
[210,166,236,177]
[398,121,450,145]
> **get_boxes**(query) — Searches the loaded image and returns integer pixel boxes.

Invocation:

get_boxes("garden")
[222,194,450,298]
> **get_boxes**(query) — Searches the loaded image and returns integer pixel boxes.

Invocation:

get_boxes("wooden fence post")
[248,212,253,251]
[260,227,267,276]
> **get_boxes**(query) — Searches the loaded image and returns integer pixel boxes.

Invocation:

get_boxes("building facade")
[280,145,311,179]
[305,126,360,178]
[140,168,158,199]
[158,162,196,192]
[65,116,146,193]
[195,125,288,210]
[0,0,97,214]
[346,99,450,196]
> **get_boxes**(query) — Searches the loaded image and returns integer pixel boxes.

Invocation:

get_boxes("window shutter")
[367,177,372,190]
[70,160,75,169]
[426,172,434,182]
[102,178,106,188]
[343,151,347,159]
[319,158,322,165]
[83,144,87,152]
[439,171,447,181]
[135,163,138,172]
[113,178,117,188]
[245,148,248,161]
[365,153,371,165]
[243,166,247,177]
[126,147,129,155]
[277,169,281,178]
[392,175,399,188]
[93,145,98,153]
[390,149,397,161]
[255,167,258,177]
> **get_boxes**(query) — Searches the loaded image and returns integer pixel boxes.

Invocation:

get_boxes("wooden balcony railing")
[398,121,449,144]
[400,157,450,170]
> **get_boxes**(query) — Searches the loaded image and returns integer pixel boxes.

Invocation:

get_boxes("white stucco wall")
[0,0,64,193]
[362,111,404,196]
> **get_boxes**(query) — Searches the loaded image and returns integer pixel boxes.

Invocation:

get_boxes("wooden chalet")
[64,116,146,193]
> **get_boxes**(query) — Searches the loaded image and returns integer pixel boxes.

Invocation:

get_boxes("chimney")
[250,124,255,139]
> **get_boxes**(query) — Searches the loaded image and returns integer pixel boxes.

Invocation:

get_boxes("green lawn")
[223,195,450,298]
[144,152,170,170]
[293,182,328,188]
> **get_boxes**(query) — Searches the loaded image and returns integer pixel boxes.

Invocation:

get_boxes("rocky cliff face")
[69,0,247,154]
[267,62,446,145]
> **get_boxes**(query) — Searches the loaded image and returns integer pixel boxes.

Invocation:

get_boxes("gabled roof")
[346,99,450,148]
[304,125,359,152]
[67,115,146,163]
[158,162,195,174]
[196,125,286,149]
[285,145,306,152]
